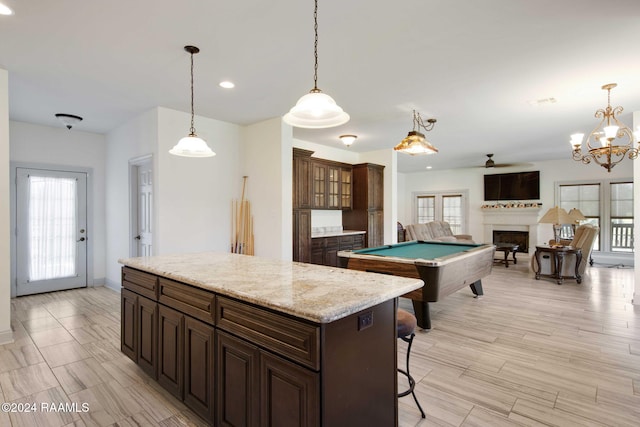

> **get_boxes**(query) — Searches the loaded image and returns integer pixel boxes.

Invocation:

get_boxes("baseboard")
[0,328,14,345]
[104,278,121,293]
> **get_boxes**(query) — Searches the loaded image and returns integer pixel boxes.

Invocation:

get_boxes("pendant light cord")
[313,0,319,91]
[190,50,196,135]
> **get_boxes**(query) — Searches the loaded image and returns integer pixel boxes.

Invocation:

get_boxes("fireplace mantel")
[482,207,542,254]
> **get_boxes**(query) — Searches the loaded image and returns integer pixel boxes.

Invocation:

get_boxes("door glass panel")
[28,175,77,281]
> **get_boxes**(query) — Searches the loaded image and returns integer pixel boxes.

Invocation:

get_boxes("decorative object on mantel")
[231,176,254,255]
[339,134,357,146]
[169,45,216,158]
[283,0,349,129]
[394,110,439,155]
[481,202,541,209]
[538,206,573,244]
[570,83,640,172]
[55,113,83,130]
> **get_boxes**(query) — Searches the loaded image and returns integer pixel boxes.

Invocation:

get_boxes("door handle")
[77,237,85,242]
[135,235,141,240]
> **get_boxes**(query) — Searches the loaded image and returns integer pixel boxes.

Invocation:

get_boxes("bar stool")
[397,308,426,418]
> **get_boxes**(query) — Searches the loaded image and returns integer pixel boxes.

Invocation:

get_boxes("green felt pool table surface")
[352,241,481,260]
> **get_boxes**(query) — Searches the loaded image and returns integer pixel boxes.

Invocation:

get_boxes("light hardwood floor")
[1,258,638,426]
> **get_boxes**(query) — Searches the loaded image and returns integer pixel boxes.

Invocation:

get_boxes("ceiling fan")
[482,154,530,168]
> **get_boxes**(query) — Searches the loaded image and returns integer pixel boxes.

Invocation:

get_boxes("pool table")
[338,240,496,329]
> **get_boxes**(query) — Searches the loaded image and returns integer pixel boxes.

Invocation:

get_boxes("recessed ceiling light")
[425,166,433,170]
[219,81,235,89]
[0,3,14,15]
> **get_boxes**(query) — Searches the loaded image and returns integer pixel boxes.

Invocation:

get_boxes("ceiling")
[1,0,639,173]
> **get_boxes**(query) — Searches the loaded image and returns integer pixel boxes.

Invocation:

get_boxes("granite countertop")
[119,252,423,324]
[311,229,366,238]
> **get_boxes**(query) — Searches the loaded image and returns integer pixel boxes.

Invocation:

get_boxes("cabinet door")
[260,351,319,427]
[310,238,324,265]
[293,209,312,263]
[327,166,341,209]
[367,210,384,247]
[324,237,339,267]
[368,166,384,210]
[217,331,259,427]
[294,155,312,209]
[312,163,326,208]
[158,305,184,399]
[340,168,352,209]
[121,288,137,362]
[352,234,365,250]
[184,316,215,422]
[137,295,157,379]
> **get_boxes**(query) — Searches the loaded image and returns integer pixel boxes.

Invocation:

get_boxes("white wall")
[293,138,360,165]
[243,118,292,260]
[399,157,632,256]
[156,107,242,255]
[105,108,158,288]
[0,69,12,344]
[9,121,107,287]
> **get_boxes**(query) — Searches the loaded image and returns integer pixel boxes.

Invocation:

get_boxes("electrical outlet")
[358,311,373,331]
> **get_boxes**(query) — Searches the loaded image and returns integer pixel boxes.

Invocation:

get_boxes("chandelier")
[570,83,639,172]
[283,0,349,129]
[394,110,439,155]
[169,45,216,158]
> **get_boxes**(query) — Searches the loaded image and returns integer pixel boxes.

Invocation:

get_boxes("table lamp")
[568,208,586,233]
[538,206,573,244]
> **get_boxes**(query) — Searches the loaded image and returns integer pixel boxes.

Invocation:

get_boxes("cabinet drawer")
[122,267,158,300]
[216,297,320,371]
[159,278,216,325]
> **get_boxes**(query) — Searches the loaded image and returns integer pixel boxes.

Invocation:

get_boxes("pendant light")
[283,0,349,129]
[169,45,216,158]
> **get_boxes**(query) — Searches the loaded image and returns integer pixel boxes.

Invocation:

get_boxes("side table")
[494,243,519,268]
[534,245,582,285]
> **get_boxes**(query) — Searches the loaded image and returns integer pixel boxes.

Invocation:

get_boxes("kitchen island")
[119,252,423,427]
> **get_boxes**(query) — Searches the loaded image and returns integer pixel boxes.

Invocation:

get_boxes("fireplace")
[482,206,542,254]
[493,230,529,253]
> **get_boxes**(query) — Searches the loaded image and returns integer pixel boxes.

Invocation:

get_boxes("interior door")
[135,159,153,256]
[15,167,88,296]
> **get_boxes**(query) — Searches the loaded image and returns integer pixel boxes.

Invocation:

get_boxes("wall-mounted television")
[484,171,540,201]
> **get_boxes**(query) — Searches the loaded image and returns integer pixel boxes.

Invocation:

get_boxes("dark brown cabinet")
[310,234,365,267]
[121,288,137,361]
[217,331,259,426]
[137,295,158,379]
[311,160,352,210]
[158,305,184,399]
[260,351,319,427]
[293,148,313,209]
[184,316,215,421]
[293,209,312,263]
[122,266,395,426]
[343,163,385,247]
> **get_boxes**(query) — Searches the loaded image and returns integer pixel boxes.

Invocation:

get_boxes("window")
[416,196,435,224]
[559,183,600,251]
[557,180,633,254]
[414,191,467,234]
[610,182,633,252]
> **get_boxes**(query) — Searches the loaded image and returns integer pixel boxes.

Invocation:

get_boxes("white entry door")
[16,168,88,296]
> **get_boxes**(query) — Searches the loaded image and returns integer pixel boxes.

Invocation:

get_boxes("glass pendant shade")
[394,131,438,156]
[283,91,349,129]
[169,134,215,157]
